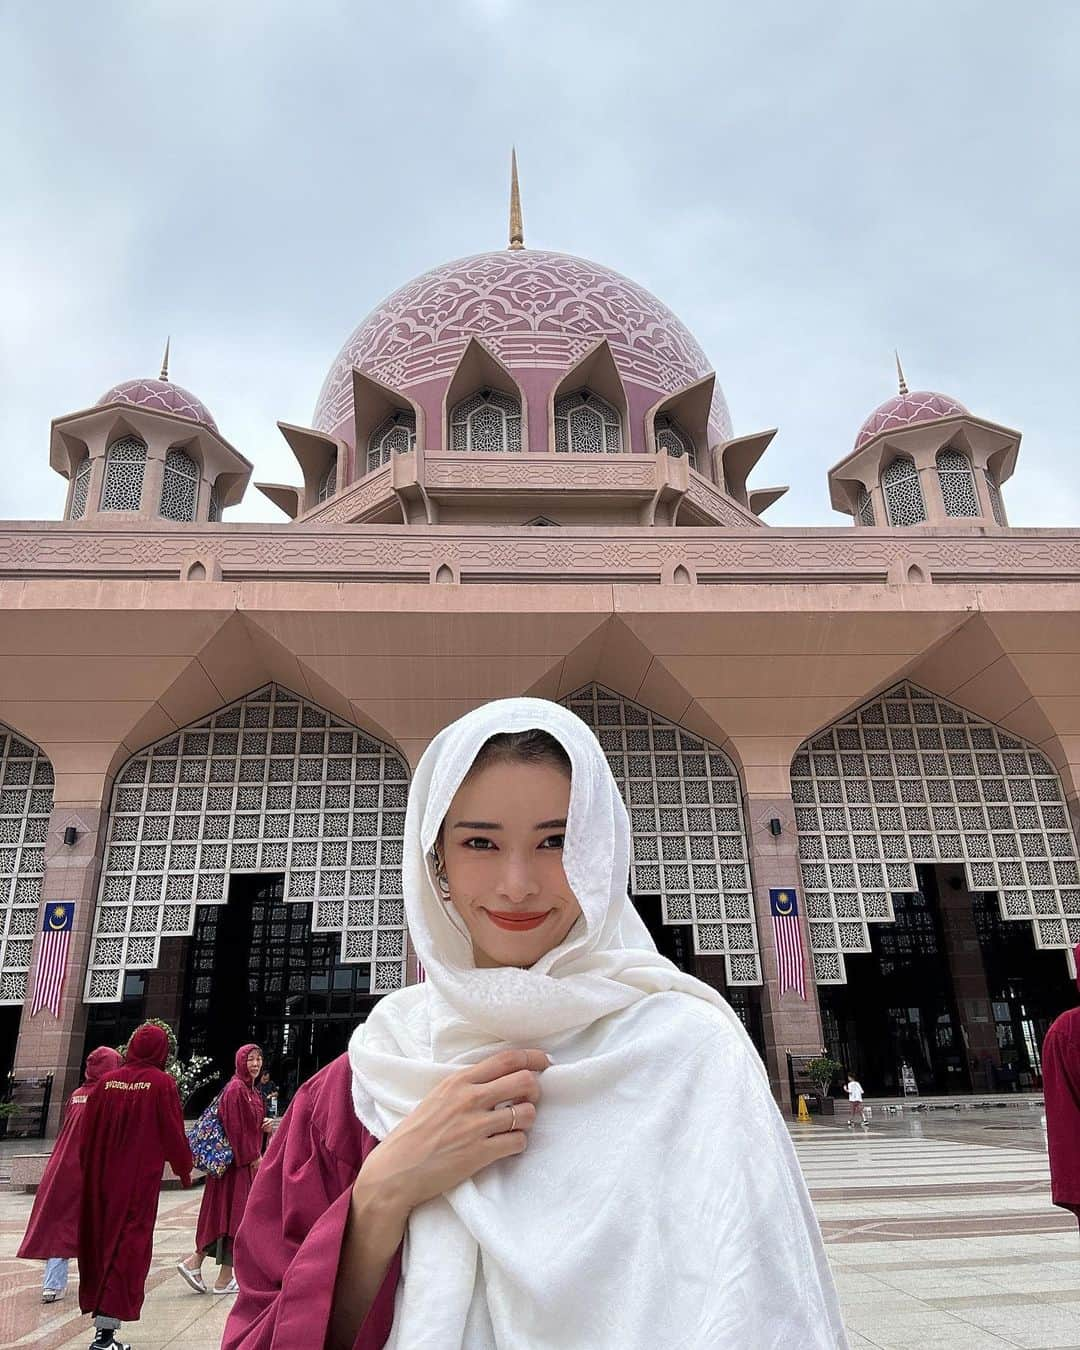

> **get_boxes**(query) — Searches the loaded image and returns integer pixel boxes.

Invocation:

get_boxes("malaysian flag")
[30,902,74,1018]
[769,889,806,1000]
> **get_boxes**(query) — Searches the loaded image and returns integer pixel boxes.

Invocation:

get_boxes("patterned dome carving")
[313,250,731,445]
[855,390,967,451]
[97,378,218,433]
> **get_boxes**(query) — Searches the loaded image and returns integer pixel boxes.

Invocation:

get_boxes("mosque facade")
[5,173,1080,1128]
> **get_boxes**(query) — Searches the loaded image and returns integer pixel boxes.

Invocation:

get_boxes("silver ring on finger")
[507,1104,518,1133]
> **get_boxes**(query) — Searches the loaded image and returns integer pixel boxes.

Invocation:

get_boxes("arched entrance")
[83,686,410,1100]
[0,723,53,1083]
[793,682,1080,1094]
[563,684,765,1053]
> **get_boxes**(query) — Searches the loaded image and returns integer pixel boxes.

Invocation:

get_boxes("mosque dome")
[854,388,968,452]
[97,376,218,434]
[312,249,732,446]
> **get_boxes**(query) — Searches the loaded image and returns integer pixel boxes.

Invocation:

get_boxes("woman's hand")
[352,1047,549,1218]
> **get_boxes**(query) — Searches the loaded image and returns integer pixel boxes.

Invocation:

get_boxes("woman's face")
[441,758,580,969]
[246,1049,263,1081]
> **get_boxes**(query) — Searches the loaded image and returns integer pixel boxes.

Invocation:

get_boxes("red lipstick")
[484,910,551,931]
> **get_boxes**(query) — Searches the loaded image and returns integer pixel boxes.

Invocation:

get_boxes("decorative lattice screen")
[70,456,92,521]
[86,685,410,1002]
[881,456,927,526]
[0,726,53,1004]
[792,681,1080,984]
[656,418,696,469]
[936,449,980,519]
[564,684,761,984]
[160,449,199,522]
[449,391,522,453]
[555,391,622,454]
[101,436,147,512]
[368,412,417,474]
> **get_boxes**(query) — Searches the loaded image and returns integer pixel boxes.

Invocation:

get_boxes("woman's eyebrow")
[535,818,567,830]
[452,820,502,830]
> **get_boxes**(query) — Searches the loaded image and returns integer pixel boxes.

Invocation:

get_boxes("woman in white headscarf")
[224,698,847,1350]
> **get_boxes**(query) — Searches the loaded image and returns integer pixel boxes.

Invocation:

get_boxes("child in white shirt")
[845,1076,864,1125]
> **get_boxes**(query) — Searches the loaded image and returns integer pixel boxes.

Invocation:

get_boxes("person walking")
[844,1074,865,1125]
[178,1044,268,1295]
[78,1022,193,1350]
[17,1046,122,1303]
[1042,942,1080,1222]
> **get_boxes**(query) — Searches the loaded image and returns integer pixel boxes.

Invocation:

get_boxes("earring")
[430,845,451,897]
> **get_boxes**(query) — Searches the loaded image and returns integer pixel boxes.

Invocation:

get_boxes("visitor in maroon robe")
[17,1045,122,1303]
[221,1053,401,1350]
[78,1023,193,1350]
[177,1042,268,1295]
[1043,942,1080,1222]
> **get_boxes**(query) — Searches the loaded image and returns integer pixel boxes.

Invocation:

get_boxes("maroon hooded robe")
[196,1042,265,1251]
[77,1024,193,1320]
[1043,944,1080,1221]
[17,1046,123,1261]
[222,1053,401,1350]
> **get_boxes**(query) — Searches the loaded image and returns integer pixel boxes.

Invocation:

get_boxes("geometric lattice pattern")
[656,417,696,468]
[792,682,1080,985]
[0,726,53,1005]
[449,391,522,453]
[936,449,980,519]
[554,390,622,454]
[70,456,92,521]
[855,485,876,527]
[985,471,1008,526]
[563,684,761,984]
[367,411,417,475]
[317,453,338,504]
[881,455,927,526]
[85,685,411,1003]
[159,449,199,522]
[100,436,147,512]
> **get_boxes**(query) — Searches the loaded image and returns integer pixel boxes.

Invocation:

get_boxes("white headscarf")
[349,698,847,1349]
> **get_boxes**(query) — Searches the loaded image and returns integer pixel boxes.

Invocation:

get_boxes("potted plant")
[805,1055,844,1116]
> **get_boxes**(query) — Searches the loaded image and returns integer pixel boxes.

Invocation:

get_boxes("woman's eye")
[539,834,565,850]
[463,837,496,850]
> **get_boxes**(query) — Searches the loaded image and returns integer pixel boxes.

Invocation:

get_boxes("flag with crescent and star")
[769,888,806,999]
[30,902,75,1018]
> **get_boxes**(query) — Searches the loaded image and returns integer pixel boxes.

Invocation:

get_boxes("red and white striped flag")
[769,889,806,999]
[30,903,74,1018]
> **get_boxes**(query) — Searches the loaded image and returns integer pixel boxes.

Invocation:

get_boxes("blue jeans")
[43,1256,69,1293]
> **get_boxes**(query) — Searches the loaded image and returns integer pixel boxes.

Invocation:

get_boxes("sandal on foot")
[212,1277,239,1294]
[176,1260,207,1293]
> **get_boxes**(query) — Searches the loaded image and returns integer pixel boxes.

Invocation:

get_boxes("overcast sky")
[2,1,1077,527]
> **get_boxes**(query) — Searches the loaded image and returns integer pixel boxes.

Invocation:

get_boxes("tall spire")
[508,148,524,250]
[160,336,171,382]
[894,349,908,396]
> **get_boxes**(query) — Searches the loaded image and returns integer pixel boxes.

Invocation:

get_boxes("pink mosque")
[4,163,1080,1130]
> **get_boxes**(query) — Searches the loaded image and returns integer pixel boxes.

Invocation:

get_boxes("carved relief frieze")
[424,456,656,492]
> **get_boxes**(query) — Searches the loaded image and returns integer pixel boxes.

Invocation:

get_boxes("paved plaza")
[0,1103,1076,1349]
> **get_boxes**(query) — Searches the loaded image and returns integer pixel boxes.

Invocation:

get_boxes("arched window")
[881,455,927,526]
[855,485,875,527]
[69,455,92,520]
[984,471,1008,526]
[449,390,522,453]
[100,435,147,511]
[554,390,622,454]
[367,411,417,475]
[317,453,338,504]
[936,449,980,518]
[655,416,696,469]
[159,449,199,521]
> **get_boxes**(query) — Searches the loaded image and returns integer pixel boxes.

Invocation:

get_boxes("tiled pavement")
[0,1104,1076,1348]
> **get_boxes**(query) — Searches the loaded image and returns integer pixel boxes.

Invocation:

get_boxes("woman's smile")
[482,909,553,931]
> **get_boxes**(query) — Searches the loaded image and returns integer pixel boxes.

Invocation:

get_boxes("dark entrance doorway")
[179,874,379,1107]
[631,893,766,1062]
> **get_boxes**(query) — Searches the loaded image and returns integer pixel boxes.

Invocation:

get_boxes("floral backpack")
[186,1091,233,1178]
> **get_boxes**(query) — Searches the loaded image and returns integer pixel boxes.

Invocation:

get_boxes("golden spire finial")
[160,337,171,382]
[509,147,524,250]
[894,349,908,396]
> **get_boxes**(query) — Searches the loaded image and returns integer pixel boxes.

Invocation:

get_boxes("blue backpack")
[186,1092,233,1178]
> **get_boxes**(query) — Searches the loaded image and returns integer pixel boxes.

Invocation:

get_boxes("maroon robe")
[1043,949,1080,1221]
[223,1053,401,1350]
[78,1024,193,1320]
[17,1047,122,1260]
[196,1043,265,1251]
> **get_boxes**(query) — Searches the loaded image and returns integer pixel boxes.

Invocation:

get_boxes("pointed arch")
[444,338,526,454]
[87,684,410,1003]
[791,681,1080,984]
[562,683,761,985]
[550,339,629,455]
[0,723,54,1004]
[881,455,927,526]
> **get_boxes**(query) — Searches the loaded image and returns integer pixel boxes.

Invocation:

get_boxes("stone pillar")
[935,864,999,1089]
[13,786,110,1135]
[744,793,824,1107]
